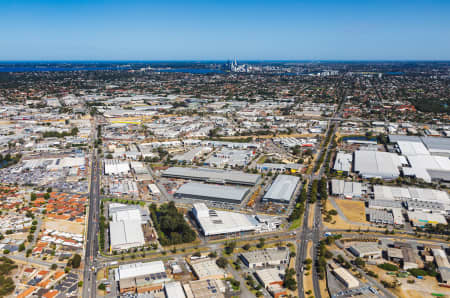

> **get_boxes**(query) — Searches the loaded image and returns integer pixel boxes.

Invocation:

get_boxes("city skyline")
[1,0,450,60]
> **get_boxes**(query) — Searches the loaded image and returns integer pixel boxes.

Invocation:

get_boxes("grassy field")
[289,217,302,230]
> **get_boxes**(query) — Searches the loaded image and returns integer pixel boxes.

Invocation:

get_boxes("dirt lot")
[366,264,450,298]
[334,199,367,223]
[44,219,84,234]
[323,201,364,230]
[303,241,314,296]
[308,203,315,229]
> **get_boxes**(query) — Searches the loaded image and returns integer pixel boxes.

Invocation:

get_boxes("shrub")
[378,263,398,271]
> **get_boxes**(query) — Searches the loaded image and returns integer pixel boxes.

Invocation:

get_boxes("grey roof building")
[240,247,290,268]
[366,208,394,225]
[330,179,362,198]
[175,182,250,204]
[263,174,300,204]
[162,167,260,185]
[333,152,353,173]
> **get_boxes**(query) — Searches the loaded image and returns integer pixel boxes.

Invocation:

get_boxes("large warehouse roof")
[405,155,450,182]
[374,185,450,210]
[421,137,450,155]
[192,203,259,236]
[175,182,249,203]
[263,175,300,203]
[333,152,353,172]
[331,179,362,198]
[353,150,401,179]
[116,261,165,281]
[162,167,260,185]
[389,135,450,156]
[109,220,145,250]
[397,141,430,156]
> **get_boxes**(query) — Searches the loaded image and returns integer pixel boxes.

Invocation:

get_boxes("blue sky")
[1,0,449,60]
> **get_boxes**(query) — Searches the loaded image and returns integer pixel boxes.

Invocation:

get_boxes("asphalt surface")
[83,122,101,298]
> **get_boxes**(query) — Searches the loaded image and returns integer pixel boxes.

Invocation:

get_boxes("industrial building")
[164,282,186,298]
[407,211,447,227]
[432,249,450,285]
[404,154,450,183]
[348,243,382,259]
[162,167,260,185]
[256,163,303,173]
[333,267,360,289]
[192,203,260,238]
[147,184,161,195]
[114,261,170,294]
[368,200,402,210]
[405,200,446,214]
[182,279,226,298]
[175,182,250,204]
[189,258,228,280]
[240,247,290,269]
[255,268,287,298]
[333,152,353,174]
[205,148,254,168]
[109,204,147,251]
[353,150,402,179]
[262,174,300,204]
[330,179,362,199]
[104,159,130,176]
[396,141,430,156]
[366,209,394,225]
[373,185,450,212]
[173,147,212,163]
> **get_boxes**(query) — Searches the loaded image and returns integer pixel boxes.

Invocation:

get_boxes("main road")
[83,120,101,298]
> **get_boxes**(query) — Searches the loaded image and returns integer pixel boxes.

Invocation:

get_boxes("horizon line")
[1,59,450,63]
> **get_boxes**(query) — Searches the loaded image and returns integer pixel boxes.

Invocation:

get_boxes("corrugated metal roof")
[162,167,260,185]
[176,182,249,202]
[263,175,300,202]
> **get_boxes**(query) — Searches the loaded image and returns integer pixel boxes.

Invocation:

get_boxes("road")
[296,82,345,298]
[82,120,101,298]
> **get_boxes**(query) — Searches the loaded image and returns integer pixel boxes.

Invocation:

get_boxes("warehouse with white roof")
[353,150,402,179]
[109,204,147,251]
[104,159,130,176]
[331,179,362,199]
[333,152,353,174]
[263,174,300,204]
[192,203,260,238]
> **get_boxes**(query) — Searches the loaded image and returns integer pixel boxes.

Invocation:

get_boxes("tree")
[224,241,236,255]
[30,193,37,201]
[257,238,265,248]
[98,283,106,290]
[242,243,251,251]
[216,257,228,268]
[51,264,57,270]
[71,254,82,268]
[18,243,25,252]
[283,268,297,291]
[354,257,365,268]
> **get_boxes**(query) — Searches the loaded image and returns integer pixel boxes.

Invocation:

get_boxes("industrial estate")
[0,60,449,298]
